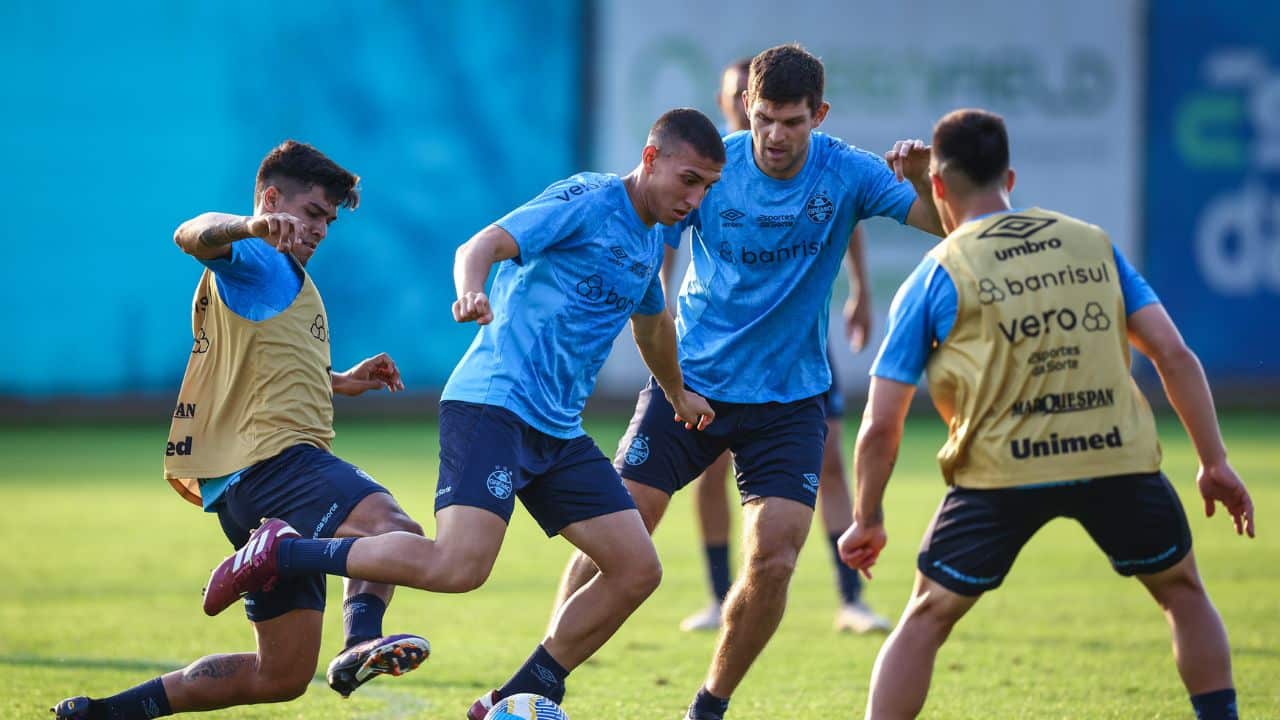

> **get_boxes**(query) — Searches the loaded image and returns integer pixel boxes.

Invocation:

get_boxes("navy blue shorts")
[435,401,636,537]
[919,471,1192,596]
[213,444,389,622]
[616,377,827,507]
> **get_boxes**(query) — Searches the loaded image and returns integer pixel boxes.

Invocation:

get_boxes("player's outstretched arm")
[1127,303,1255,537]
[630,311,714,431]
[332,352,405,396]
[174,212,309,260]
[839,377,915,577]
[842,224,873,352]
[452,225,519,325]
[886,139,945,237]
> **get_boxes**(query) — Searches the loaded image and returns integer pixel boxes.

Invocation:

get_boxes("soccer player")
[678,56,890,635]
[556,44,944,720]
[52,141,429,719]
[839,108,1254,720]
[196,108,726,717]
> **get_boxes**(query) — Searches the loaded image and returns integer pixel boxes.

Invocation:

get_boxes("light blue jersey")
[442,173,665,438]
[660,130,917,403]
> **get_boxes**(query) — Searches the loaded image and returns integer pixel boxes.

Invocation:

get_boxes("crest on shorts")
[486,466,513,499]
[624,435,651,465]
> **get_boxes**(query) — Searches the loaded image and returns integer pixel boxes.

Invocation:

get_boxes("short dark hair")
[748,44,824,112]
[649,108,726,164]
[932,109,1010,188]
[255,140,360,210]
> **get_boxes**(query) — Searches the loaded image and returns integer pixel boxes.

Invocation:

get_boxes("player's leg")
[862,484,1048,719]
[53,610,324,718]
[554,377,727,611]
[552,478,671,610]
[683,450,735,631]
[1077,471,1237,719]
[818,414,890,634]
[863,573,977,719]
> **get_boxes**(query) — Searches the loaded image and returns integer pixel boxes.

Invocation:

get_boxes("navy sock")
[497,644,569,704]
[1191,688,1238,720]
[91,677,172,720]
[343,592,387,648]
[277,537,355,577]
[689,686,730,720]
[828,532,862,603]
[705,543,732,604]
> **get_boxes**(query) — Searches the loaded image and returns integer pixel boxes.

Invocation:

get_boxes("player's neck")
[954,193,1013,227]
[622,171,656,226]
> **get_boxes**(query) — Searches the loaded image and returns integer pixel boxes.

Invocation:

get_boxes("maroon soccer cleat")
[202,518,300,616]
[467,689,500,720]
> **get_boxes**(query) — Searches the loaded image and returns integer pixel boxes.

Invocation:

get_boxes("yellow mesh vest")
[163,263,334,505]
[925,208,1161,489]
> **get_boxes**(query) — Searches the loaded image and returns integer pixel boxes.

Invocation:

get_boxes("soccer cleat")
[50,697,92,719]
[833,601,892,634]
[466,689,500,720]
[202,518,300,616]
[327,633,431,698]
[679,602,722,632]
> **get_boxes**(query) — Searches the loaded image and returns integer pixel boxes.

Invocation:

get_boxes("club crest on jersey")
[486,466,513,499]
[624,434,651,465]
[805,192,834,223]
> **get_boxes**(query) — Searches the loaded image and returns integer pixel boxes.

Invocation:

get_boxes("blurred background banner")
[1144,0,1280,385]
[2,1,1278,408]
[0,1,586,398]
[589,0,1143,395]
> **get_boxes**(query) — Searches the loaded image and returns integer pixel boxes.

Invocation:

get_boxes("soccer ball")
[483,693,570,720]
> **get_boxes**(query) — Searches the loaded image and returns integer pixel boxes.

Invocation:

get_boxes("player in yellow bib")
[53,141,428,720]
[839,109,1255,720]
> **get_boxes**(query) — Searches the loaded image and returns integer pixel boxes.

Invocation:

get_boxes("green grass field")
[2,412,1276,719]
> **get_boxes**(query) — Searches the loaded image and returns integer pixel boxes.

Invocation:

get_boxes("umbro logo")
[720,208,746,227]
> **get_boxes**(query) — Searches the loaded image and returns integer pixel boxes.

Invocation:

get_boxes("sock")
[688,686,730,720]
[1191,688,1238,720]
[90,677,172,720]
[705,543,732,604]
[496,644,569,704]
[828,532,862,604]
[276,537,355,577]
[343,593,387,648]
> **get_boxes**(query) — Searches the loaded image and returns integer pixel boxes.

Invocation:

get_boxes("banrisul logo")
[805,192,834,223]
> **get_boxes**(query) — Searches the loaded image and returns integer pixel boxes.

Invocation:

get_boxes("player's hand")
[838,521,887,579]
[670,389,715,431]
[885,139,930,183]
[247,212,310,257]
[1197,461,1255,538]
[333,352,405,396]
[843,290,873,353]
[453,291,493,325]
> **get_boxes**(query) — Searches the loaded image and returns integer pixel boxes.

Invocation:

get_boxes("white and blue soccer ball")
[483,693,570,720]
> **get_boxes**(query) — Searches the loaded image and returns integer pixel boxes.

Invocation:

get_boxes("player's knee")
[746,546,799,586]
[1145,564,1207,612]
[434,557,494,593]
[901,589,965,638]
[623,552,663,602]
[256,666,313,702]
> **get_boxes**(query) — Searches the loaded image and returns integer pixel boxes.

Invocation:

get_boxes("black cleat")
[326,633,430,698]
[51,697,92,719]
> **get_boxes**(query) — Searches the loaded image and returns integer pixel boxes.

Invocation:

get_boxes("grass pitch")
[1,412,1276,718]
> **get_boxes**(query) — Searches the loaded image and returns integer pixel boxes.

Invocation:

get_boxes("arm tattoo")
[183,654,251,680]
[197,219,250,248]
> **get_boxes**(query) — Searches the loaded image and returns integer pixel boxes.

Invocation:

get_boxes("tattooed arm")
[174,212,308,260]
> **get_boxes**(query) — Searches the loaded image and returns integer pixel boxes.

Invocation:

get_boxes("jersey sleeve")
[870,255,957,384]
[199,238,296,297]
[634,266,666,315]
[1112,245,1160,315]
[495,179,599,264]
[843,146,918,224]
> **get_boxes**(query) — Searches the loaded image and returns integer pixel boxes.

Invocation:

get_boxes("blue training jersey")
[871,210,1161,385]
[195,236,304,509]
[442,173,666,439]
[660,130,917,403]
